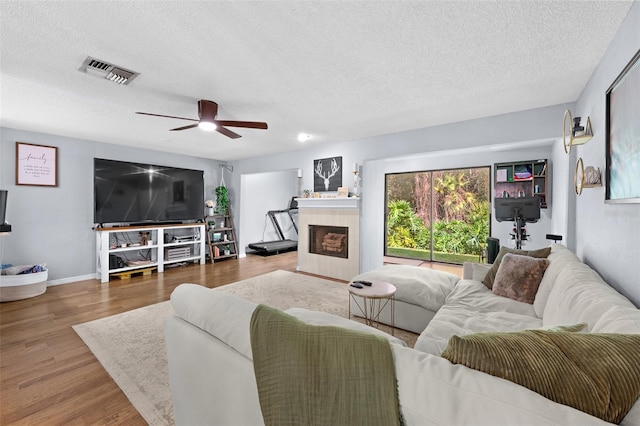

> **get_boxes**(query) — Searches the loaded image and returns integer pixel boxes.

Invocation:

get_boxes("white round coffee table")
[348,280,396,335]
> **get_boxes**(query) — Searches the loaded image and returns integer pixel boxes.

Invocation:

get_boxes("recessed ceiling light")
[297,133,312,142]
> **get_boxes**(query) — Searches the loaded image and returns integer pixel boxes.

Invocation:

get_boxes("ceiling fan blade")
[170,124,199,131]
[215,120,268,129]
[136,112,198,122]
[216,126,242,139]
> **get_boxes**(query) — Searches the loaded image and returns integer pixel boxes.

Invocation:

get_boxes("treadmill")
[247,198,299,255]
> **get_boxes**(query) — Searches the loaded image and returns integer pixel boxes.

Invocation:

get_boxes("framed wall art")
[313,156,343,192]
[605,49,640,203]
[16,142,58,187]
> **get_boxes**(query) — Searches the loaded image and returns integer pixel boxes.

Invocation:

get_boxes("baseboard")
[47,273,96,287]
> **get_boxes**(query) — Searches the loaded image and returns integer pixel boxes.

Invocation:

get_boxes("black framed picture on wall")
[15,142,58,187]
[605,48,640,204]
[313,156,343,192]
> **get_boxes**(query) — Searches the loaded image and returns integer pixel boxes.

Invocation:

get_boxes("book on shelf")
[537,163,547,176]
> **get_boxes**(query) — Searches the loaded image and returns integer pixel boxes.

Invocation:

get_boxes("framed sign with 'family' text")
[16,142,58,187]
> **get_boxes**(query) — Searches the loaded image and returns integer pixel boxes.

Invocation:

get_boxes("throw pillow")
[482,246,551,289]
[492,253,549,304]
[441,330,640,424]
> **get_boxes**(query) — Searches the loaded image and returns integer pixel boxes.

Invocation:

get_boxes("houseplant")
[215,186,229,214]
[221,244,231,256]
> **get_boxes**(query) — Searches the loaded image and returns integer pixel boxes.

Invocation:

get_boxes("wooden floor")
[0,252,298,425]
[0,252,461,425]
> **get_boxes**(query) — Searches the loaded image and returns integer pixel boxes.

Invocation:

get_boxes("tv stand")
[94,223,205,283]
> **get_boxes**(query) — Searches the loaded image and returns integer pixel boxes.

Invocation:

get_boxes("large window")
[385,167,490,264]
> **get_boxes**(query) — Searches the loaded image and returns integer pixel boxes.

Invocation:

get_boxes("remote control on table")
[354,280,372,286]
[350,283,364,289]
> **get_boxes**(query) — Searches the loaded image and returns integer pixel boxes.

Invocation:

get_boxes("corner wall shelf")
[563,109,593,154]
[574,157,603,195]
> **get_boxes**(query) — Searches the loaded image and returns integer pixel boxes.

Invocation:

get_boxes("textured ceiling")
[0,1,633,161]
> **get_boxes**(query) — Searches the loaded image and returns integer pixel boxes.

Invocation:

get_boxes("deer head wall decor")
[314,157,342,191]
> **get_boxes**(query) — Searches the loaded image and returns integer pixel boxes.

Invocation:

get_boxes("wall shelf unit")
[95,223,205,283]
[494,159,548,208]
[574,157,603,195]
[563,109,593,153]
[204,208,238,263]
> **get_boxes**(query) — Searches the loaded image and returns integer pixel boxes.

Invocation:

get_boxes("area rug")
[73,270,416,425]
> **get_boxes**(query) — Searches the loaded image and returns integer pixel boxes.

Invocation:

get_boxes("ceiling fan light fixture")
[198,121,217,131]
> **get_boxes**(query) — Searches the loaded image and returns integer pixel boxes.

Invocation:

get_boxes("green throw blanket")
[250,305,403,426]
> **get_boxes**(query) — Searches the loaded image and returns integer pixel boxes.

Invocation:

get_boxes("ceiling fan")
[136,99,268,139]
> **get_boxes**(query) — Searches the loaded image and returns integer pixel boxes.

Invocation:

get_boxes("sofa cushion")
[392,345,615,425]
[414,280,541,355]
[543,261,636,330]
[171,284,258,359]
[482,246,551,289]
[285,307,407,347]
[465,262,492,281]
[441,330,640,424]
[353,264,459,311]
[492,253,549,304]
[592,305,640,334]
[533,243,582,317]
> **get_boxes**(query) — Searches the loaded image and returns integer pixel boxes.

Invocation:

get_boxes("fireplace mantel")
[295,197,359,209]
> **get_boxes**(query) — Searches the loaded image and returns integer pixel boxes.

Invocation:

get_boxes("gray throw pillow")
[492,253,549,304]
[482,246,551,289]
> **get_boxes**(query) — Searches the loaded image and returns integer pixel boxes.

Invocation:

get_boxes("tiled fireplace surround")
[297,198,360,281]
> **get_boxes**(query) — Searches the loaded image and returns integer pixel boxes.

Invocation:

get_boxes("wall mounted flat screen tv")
[94,158,204,225]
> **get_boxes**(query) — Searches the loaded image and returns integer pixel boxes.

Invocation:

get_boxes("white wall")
[0,128,221,283]
[239,169,298,255]
[572,3,640,304]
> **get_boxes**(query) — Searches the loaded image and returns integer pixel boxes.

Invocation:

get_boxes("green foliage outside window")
[386,167,490,263]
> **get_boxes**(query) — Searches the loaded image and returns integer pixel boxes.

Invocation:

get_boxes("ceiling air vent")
[79,56,139,85]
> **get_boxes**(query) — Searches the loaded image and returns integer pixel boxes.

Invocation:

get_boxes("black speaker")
[486,237,500,264]
[109,255,125,269]
[0,190,7,224]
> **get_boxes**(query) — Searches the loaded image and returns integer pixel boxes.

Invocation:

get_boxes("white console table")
[95,223,205,283]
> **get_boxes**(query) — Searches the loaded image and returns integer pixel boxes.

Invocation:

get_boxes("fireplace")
[296,198,359,281]
[309,225,348,259]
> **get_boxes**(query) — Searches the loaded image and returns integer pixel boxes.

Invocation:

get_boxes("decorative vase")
[584,166,601,185]
[207,207,214,216]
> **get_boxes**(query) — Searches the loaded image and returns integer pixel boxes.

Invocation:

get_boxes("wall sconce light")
[352,163,360,197]
[563,109,593,153]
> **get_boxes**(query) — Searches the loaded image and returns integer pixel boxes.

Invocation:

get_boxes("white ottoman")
[350,265,460,333]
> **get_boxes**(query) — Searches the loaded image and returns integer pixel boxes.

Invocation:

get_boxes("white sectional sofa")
[164,244,640,425]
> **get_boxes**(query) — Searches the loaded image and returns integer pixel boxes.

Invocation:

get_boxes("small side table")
[348,280,396,336]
